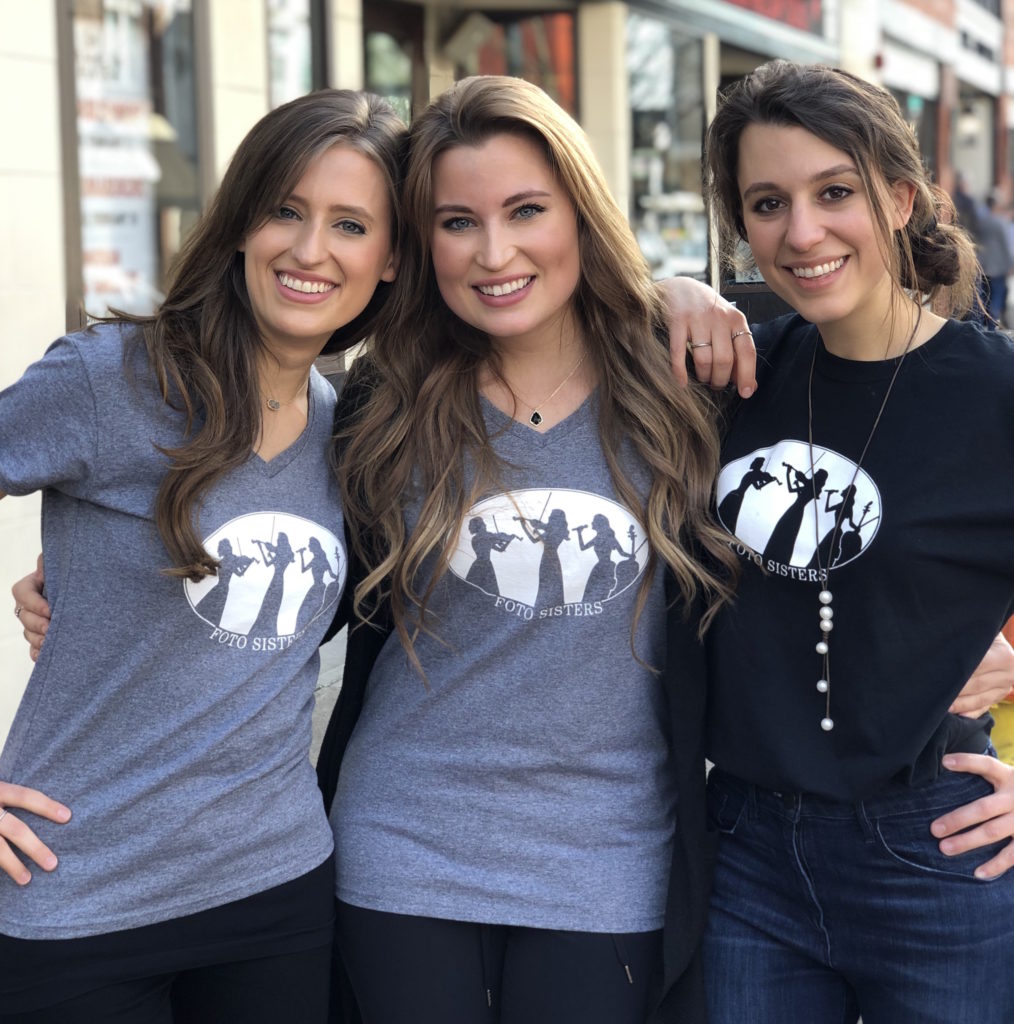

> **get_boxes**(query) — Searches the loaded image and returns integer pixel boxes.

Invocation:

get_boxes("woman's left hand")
[657,277,757,397]
[931,753,1014,879]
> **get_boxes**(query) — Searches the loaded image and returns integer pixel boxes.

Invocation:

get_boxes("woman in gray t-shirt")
[0,89,400,1020]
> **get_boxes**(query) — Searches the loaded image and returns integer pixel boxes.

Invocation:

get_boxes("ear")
[237,242,245,254]
[889,179,916,231]
[380,248,399,283]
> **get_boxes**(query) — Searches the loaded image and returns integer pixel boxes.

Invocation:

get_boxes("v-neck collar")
[252,370,321,477]
[479,389,597,447]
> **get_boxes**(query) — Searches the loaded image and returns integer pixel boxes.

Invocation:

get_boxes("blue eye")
[277,205,299,220]
[441,216,473,232]
[337,220,366,235]
[513,203,545,220]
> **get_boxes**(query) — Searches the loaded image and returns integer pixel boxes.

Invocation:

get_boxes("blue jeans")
[703,766,1014,1024]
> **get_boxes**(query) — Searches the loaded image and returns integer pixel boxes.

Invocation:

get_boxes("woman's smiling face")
[240,142,397,362]
[429,132,582,351]
[737,122,913,345]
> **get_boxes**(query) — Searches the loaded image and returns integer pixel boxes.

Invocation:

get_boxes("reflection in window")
[73,0,199,317]
[627,15,707,280]
[725,0,823,34]
[444,12,575,114]
[890,89,937,177]
[366,31,413,124]
[268,0,313,108]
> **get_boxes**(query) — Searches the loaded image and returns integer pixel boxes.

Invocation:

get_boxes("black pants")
[1,945,332,1024]
[335,900,662,1024]
[0,860,334,1023]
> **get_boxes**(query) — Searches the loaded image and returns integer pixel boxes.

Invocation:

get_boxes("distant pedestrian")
[952,171,981,238]
[977,192,1013,326]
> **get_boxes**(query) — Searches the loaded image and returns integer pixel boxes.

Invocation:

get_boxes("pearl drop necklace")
[806,330,914,732]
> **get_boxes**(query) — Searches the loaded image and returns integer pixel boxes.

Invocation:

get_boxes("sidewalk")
[311,626,346,765]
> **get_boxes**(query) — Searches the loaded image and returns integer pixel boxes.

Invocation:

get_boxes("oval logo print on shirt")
[185,512,344,641]
[717,440,882,573]
[448,487,648,615]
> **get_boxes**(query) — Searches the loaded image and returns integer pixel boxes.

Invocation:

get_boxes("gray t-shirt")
[333,395,673,933]
[0,324,341,938]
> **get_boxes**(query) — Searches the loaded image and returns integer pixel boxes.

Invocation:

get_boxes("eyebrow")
[742,164,859,199]
[433,189,553,215]
[286,193,376,220]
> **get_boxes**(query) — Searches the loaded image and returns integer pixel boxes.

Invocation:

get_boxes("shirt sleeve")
[0,334,99,497]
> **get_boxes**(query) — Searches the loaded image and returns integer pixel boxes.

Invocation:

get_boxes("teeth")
[477,276,532,297]
[278,272,335,294]
[792,258,844,279]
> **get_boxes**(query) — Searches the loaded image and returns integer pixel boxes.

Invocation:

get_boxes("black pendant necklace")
[512,352,587,427]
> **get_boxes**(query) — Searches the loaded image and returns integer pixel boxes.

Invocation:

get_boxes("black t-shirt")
[707,314,1014,800]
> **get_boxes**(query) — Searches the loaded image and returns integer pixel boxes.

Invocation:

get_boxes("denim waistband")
[709,761,995,822]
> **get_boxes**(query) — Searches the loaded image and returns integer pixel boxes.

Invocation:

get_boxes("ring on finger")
[731,329,753,340]
[14,605,22,620]
[686,340,713,351]
[0,809,8,826]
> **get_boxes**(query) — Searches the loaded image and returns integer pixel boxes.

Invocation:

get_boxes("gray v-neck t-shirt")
[333,396,673,933]
[0,324,341,938]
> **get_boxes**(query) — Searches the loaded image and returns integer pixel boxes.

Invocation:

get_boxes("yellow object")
[992,702,1014,766]
[991,619,1014,765]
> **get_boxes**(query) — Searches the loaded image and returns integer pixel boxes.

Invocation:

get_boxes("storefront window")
[267,0,315,107]
[627,15,707,279]
[366,31,414,124]
[363,1,423,123]
[725,0,823,34]
[447,12,575,114]
[954,91,995,197]
[890,89,938,177]
[72,0,200,317]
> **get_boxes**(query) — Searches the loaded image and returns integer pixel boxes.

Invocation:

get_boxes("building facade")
[1,0,1011,739]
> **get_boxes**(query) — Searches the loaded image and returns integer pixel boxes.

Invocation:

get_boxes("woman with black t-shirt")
[701,60,1014,1023]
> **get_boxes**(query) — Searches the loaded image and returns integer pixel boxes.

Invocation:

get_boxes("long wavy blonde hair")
[339,76,735,668]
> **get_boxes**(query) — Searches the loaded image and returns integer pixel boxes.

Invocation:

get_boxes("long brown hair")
[110,90,405,579]
[704,61,979,317]
[339,75,736,669]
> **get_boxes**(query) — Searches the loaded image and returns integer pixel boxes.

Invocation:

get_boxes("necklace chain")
[806,329,915,732]
[509,352,588,427]
[264,376,310,413]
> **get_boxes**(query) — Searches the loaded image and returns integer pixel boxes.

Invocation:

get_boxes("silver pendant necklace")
[264,377,310,413]
[806,330,914,732]
[511,352,587,427]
